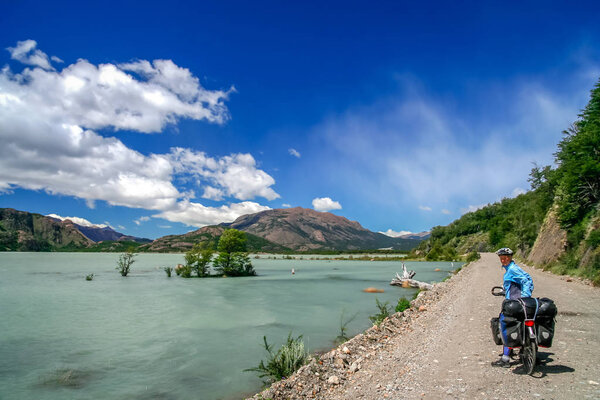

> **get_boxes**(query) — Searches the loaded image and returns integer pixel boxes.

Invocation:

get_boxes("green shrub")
[85,273,94,281]
[164,267,173,277]
[116,248,136,277]
[179,264,192,278]
[466,251,480,262]
[213,229,256,276]
[184,244,213,277]
[369,298,391,326]
[213,252,255,276]
[587,230,600,249]
[334,310,357,345]
[395,297,411,313]
[245,333,309,384]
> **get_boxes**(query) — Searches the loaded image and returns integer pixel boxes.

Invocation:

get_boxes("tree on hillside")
[555,79,600,228]
[213,229,256,276]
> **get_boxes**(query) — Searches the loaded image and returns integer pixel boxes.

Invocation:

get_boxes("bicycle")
[491,286,538,375]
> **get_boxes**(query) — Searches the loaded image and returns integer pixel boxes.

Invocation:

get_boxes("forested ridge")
[414,79,600,285]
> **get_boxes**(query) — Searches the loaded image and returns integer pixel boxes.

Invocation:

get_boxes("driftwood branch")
[391,262,434,290]
[390,277,434,290]
[401,262,416,279]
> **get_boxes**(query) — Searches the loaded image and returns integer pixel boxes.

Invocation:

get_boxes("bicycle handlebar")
[491,286,506,296]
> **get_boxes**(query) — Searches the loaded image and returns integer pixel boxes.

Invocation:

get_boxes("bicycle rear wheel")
[521,334,537,375]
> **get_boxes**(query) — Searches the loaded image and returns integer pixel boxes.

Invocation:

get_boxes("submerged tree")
[213,229,256,276]
[116,247,136,277]
[184,243,214,277]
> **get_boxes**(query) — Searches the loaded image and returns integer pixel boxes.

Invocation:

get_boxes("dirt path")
[251,253,600,399]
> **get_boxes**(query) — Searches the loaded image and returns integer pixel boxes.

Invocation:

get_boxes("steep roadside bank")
[249,253,600,399]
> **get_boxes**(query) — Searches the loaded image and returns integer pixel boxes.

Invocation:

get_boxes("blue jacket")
[503,261,533,299]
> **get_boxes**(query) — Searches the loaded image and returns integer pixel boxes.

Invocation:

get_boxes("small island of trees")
[177,228,256,278]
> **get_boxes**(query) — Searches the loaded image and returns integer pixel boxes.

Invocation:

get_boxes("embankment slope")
[251,253,600,399]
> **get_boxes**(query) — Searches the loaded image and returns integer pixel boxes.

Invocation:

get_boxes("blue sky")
[1,1,599,239]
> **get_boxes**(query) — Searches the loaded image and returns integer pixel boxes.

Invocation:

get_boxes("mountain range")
[0,208,149,251]
[0,207,428,252]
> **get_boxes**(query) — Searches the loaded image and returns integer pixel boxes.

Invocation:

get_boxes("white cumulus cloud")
[312,197,342,212]
[154,200,271,227]
[0,40,278,228]
[134,216,151,225]
[419,205,432,211]
[7,39,55,70]
[47,213,108,228]
[169,148,280,201]
[379,229,412,237]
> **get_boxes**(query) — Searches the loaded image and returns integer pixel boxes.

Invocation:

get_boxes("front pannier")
[501,316,522,347]
[490,317,503,345]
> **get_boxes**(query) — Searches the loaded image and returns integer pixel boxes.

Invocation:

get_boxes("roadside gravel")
[248,253,600,400]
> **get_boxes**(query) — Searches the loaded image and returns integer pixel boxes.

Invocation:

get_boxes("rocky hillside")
[0,207,424,253]
[141,225,290,253]
[223,207,420,251]
[0,208,93,251]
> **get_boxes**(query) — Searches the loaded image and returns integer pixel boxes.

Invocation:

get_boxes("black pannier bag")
[501,316,522,347]
[536,297,557,347]
[490,317,503,345]
[502,297,547,320]
[536,316,555,347]
[502,299,524,319]
[519,297,539,319]
[537,297,557,318]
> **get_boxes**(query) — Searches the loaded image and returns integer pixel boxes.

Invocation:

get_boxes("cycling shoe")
[491,359,511,368]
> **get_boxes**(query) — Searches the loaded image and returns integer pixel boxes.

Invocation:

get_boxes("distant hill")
[46,215,150,243]
[398,231,431,240]
[0,206,425,253]
[0,208,93,251]
[140,225,291,253]
[0,208,150,251]
[221,207,420,251]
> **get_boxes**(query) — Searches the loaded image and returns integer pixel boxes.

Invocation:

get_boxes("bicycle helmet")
[496,247,513,256]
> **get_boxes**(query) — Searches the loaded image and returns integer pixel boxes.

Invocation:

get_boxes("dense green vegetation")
[414,79,600,284]
[212,229,256,276]
[177,229,256,278]
[184,243,213,277]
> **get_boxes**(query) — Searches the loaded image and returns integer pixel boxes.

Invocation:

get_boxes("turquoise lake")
[0,253,460,400]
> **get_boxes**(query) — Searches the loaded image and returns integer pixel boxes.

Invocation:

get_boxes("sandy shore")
[248,253,600,399]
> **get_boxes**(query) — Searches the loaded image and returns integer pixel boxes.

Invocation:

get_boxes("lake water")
[0,253,460,400]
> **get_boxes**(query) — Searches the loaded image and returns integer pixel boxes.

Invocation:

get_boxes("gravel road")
[251,253,600,399]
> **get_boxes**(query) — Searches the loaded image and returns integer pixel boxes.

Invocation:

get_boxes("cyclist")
[492,247,534,368]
